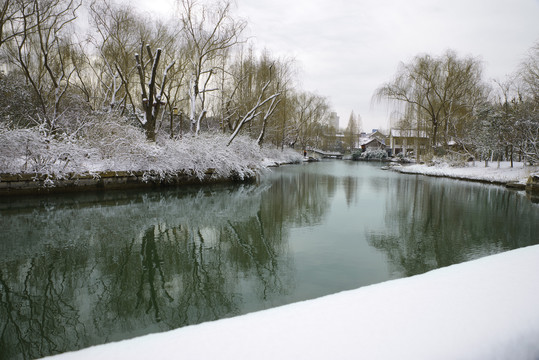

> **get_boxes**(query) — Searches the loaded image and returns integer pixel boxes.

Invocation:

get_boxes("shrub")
[361,149,387,160]
[351,150,362,160]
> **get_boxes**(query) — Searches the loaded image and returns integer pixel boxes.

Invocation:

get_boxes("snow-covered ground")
[44,245,539,360]
[394,160,539,185]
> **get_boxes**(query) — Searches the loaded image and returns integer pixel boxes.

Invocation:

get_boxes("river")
[1,161,538,359]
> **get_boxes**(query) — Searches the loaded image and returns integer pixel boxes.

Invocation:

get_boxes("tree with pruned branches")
[133,44,175,141]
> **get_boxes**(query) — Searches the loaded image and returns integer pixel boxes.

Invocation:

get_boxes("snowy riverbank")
[393,160,539,185]
[0,126,303,194]
[43,244,539,360]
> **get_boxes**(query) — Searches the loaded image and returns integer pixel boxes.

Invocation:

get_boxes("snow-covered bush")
[361,149,387,160]
[0,115,303,181]
[78,114,151,171]
[426,155,468,168]
[0,124,91,176]
[159,133,263,180]
[260,145,303,165]
[351,150,362,160]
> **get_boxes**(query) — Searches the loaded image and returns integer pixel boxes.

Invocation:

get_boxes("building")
[369,130,388,145]
[358,137,386,152]
[356,129,387,152]
[328,112,339,131]
[389,129,429,156]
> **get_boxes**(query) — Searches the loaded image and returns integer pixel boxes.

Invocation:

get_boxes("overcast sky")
[136,0,539,131]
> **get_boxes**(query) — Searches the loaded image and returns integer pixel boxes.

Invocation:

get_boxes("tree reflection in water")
[0,169,333,359]
[368,176,539,276]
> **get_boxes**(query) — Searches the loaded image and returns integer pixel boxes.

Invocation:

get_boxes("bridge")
[308,148,343,159]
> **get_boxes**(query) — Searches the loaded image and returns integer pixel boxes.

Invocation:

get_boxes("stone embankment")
[526,173,539,202]
[0,169,255,196]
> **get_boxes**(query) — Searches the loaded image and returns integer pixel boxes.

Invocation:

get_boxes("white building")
[389,129,429,156]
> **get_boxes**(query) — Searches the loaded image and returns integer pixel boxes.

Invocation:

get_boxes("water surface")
[1,161,538,359]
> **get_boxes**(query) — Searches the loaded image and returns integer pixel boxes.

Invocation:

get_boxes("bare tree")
[87,1,160,112]
[88,1,184,141]
[2,0,82,134]
[160,47,189,138]
[0,0,34,49]
[179,0,246,135]
[514,42,539,164]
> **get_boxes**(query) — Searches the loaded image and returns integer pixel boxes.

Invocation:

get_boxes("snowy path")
[44,245,539,360]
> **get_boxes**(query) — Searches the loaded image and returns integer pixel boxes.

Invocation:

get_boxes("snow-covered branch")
[227,89,280,146]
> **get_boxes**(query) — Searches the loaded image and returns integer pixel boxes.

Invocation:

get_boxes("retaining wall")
[0,169,255,196]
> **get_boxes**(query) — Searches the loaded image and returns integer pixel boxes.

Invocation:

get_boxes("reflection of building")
[389,129,429,156]
[328,112,339,131]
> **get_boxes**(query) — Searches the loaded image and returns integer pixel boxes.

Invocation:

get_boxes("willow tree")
[287,91,330,150]
[222,48,290,146]
[374,50,486,149]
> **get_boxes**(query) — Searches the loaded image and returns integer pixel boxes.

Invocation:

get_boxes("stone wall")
[0,169,255,196]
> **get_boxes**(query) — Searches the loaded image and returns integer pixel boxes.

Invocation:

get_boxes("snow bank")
[44,245,539,360]
[395,161,538,184]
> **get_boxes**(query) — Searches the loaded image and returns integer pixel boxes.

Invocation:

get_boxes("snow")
[394,160,539,184]
[0,123,303,181]
[43,245,539,360]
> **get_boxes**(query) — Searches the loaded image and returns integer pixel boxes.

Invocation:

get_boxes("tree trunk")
[510,145,514,168]
[431,115,438,152]
[134,47,174,141]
